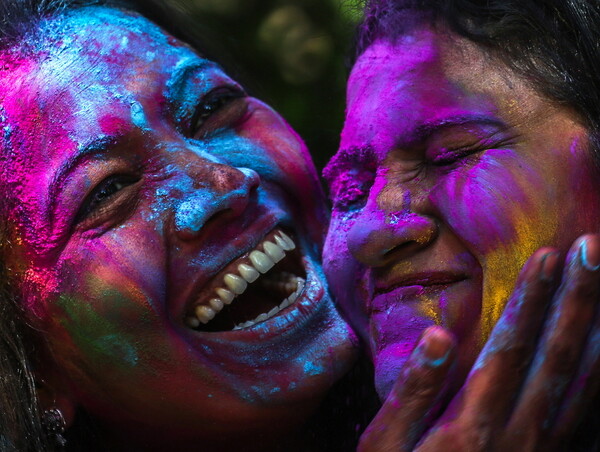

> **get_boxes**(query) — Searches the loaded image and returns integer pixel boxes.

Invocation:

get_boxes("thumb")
[358,327,456,452]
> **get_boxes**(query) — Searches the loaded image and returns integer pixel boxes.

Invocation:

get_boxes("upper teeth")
[185,229,299,329]
[249,250,274,273]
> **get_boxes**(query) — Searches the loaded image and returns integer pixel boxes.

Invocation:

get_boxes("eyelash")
[75,174,140,225]
[190,86,247,138]
[430,146,483,166]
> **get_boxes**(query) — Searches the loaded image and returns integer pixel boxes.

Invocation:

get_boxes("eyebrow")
[47,134,121,217]
[165,56,219,102]
[410,115,507,144]
[322,146,376,182]
[325,115,507,179]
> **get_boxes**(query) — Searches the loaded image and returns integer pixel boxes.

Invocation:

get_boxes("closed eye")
[430,146,484,166]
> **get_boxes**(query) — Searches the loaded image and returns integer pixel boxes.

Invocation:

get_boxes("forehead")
[0,7,199,128]
[343,26,551,153]
[0,7,209,168]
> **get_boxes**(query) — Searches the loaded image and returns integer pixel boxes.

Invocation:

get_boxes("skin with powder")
[0,5,356,451]
[324,16,600,451]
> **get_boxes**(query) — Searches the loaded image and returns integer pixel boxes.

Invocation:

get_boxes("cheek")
[323,213,369,337]
[34,228,168,355]
[433,150,561,335]
[46,289,151,377]
[238,116,328,238]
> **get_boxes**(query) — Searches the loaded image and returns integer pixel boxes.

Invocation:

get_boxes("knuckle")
[402,370,442,400]
[445,425,488,452]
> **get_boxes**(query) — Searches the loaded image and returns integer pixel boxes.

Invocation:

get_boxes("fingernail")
[540,251,560,281]
[418,327,452,367]
[580,237,600,271]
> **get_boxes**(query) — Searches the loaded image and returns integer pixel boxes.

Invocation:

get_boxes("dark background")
[166,0,360,171]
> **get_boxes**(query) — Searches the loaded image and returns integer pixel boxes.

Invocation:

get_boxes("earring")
[42,407,67,448]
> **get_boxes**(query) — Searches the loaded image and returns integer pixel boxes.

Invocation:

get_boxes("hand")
[359,234,600,452]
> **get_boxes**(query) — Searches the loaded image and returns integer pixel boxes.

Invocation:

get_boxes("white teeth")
[216,288,234,304]
[238,264,260,283]
[255,313,268,323]
[249,250,275,273]
[234,320,254,330]
[185,316,200,328]
[189,229,302,330]
[275,231,296,251]
[209,298,224,312]
[195,305,216,324]
[233,276,307,330]
[287,292,299,305]
[263,241,285,263]
[285,277,305,306]
[224,273,247,295]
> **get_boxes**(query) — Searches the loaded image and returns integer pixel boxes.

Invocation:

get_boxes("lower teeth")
[233,277,305,330]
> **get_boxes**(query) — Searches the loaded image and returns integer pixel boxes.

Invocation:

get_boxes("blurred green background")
[166,0,362,170]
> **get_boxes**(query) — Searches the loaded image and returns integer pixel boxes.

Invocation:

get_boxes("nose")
[347,190,438,267]
[174,162,260,241]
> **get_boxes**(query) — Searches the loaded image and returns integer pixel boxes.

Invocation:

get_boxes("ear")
[35,370,76,429]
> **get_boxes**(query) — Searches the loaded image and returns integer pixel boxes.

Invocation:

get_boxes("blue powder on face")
[173,188,215,234]
[303,360,324,376]
[130,101,149,131]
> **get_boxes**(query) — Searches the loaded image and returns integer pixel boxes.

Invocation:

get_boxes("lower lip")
[370,280,467,313]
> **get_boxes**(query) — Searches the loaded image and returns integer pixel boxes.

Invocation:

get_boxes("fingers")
[358,327,456,452]
[443,248,560,431]
[504,235,600,450]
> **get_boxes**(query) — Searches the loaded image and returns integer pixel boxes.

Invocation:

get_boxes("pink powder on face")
[0,7,357,446]
[325,30,600,400]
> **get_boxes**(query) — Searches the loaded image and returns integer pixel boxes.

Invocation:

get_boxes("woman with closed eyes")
[325,0,600,450]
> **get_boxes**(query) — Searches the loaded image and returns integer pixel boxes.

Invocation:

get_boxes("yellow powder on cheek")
[479,205,559,342]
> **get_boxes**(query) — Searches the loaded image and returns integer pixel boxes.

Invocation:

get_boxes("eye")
[191,86,248,139]
[75,174,140,225]
[430,146,483,166]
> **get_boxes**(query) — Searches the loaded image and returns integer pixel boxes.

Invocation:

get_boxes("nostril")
[173,167,259,242]
[202,208,233,235]
[237,167,260,191]
[348,211,438,267]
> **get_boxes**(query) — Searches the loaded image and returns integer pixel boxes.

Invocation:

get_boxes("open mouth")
[185,228,307,332]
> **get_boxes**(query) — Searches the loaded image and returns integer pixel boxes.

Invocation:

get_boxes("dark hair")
[354,0,600,165]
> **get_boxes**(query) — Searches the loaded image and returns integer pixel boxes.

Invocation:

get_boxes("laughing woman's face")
[0,7,355,449]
